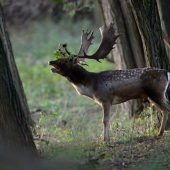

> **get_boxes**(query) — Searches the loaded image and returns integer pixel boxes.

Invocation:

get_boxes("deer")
[48,23,170,141]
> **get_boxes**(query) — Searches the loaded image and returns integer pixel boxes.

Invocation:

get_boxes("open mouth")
[48,62,60,73]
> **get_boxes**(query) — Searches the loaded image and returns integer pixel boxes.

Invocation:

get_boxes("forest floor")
[31,107,170,170]
[87,135,170,170]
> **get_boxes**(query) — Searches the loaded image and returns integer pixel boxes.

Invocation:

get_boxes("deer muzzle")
[48,61,60,73]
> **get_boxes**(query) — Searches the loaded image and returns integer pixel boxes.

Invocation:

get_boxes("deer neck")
[65,64,89,85]
[65,64,93,98]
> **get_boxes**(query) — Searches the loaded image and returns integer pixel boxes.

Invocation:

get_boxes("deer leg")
[148,97,170,136]
[157,100,170,136]
[102,103,111,141]
[157,111,168,136]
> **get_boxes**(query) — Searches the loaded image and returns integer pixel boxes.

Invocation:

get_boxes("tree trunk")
[0,4,32,125]
[156,0,170,40]
[156,0,170,62]
[98,0,145,117]
[0,3,37,155]
[129,0,169,69]
[0,37,37,154]
[154,0,170,128]
[129,0,170,128]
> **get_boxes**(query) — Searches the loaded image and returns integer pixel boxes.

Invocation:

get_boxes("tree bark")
[156,0,170,40]
[129,0,169,70]
[156,0,170,62]
[0,3,37,155]
[154,0,170,128]
[0,37,37,154]
[129,0,170,128]
[98,0,145,117]
[0,4,32,124]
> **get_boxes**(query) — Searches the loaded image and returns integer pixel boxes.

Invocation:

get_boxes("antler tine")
[88,31,94,42]
[78,22,123,62]
[77,28,94,61]
[85,29,93,37]
[85,29,88,34]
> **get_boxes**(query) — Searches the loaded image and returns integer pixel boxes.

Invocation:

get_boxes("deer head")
[48,22,122,73]
[48,57,78,76]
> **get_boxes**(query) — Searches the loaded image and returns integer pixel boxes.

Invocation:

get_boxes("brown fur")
[49,59,170,141]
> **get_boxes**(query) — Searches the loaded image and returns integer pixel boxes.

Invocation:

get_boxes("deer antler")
[78,23,123,62]
[77,29,94,61]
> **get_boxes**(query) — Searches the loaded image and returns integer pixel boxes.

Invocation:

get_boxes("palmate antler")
[77,22,123,62]
[57,23,122,63]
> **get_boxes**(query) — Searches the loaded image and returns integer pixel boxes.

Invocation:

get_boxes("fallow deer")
[48,23,170,141]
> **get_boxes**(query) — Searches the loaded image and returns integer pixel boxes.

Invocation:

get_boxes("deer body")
[49,58,170,140]
[49,23,170,141]
[65,66,168,105]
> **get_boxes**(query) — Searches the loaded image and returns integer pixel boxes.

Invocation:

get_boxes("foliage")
[53,47,75,60]
[51,0,95,17]
[53,49,64,59]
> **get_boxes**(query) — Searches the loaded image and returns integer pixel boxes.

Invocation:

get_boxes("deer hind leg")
[102,103,111,141]
[148,96,170,136]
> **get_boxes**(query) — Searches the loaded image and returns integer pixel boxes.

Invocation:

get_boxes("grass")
[8,17,170,169]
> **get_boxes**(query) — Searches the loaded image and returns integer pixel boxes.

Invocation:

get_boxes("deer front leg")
[102,103,111,141]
